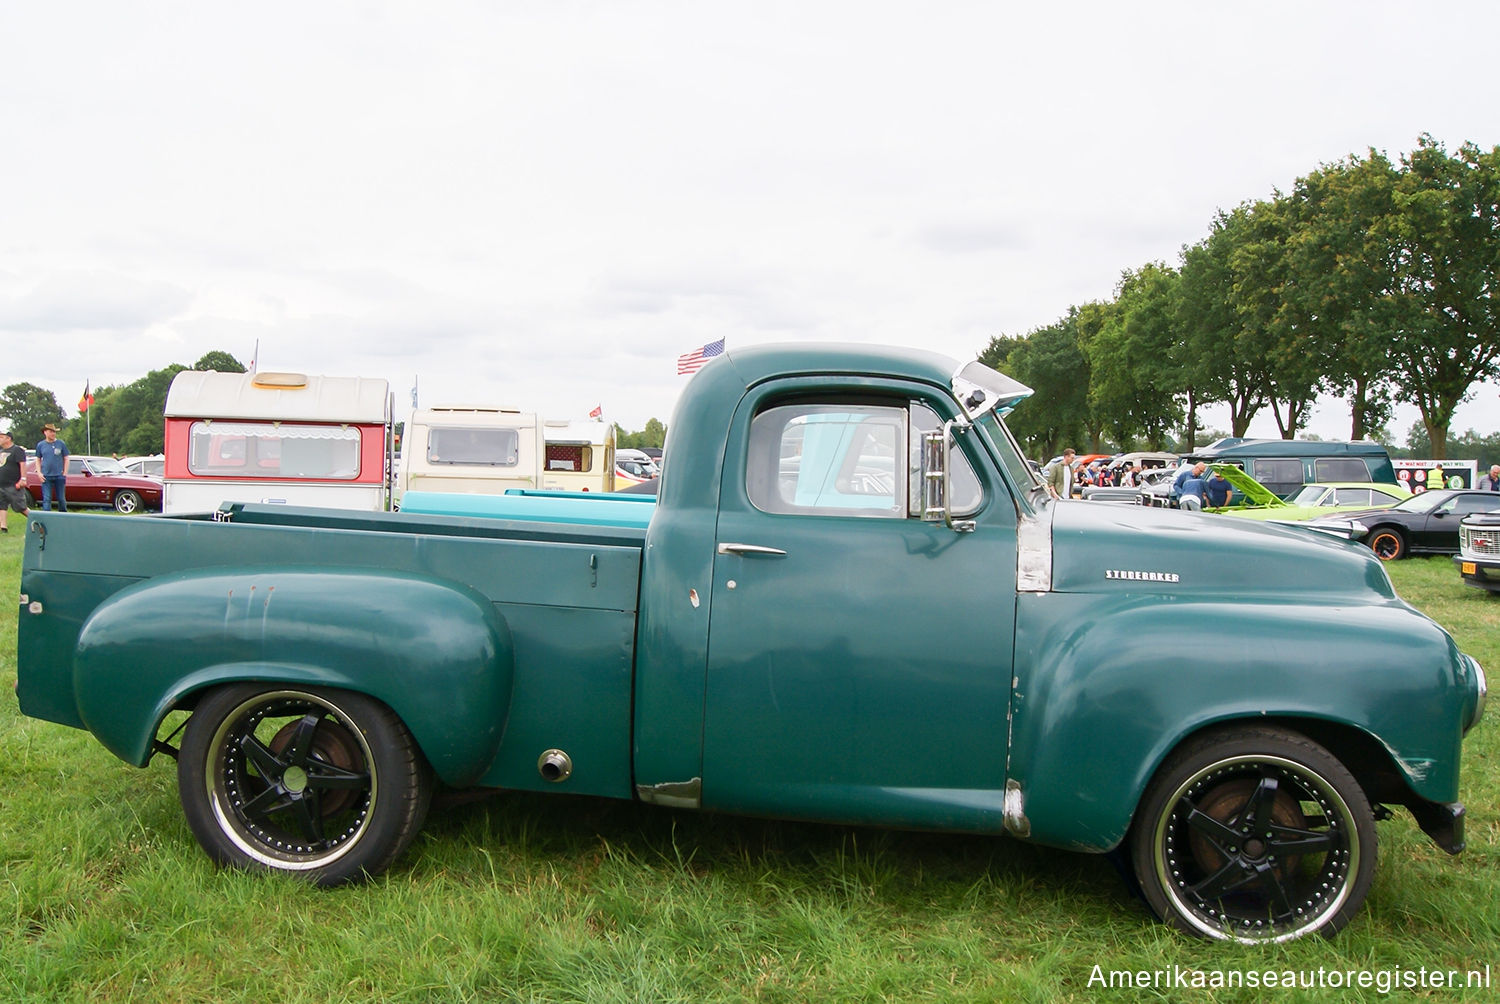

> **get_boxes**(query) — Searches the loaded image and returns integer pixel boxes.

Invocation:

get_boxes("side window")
[1333,488,1372,506]
[546,444,590,472]
[1455,495,1500,516]
[1315,458,1372,482]
[428,427,519,467]
[747,403,906,517]
[1252,459,1303,486]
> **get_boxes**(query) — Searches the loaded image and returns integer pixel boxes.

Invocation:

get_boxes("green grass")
[2,520,1496,1002]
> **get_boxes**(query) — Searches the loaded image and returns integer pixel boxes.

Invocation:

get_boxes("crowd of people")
[1046,451,1235,510]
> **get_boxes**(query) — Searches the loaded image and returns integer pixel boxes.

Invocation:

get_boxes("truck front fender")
[1009,592,1469,852]
[73,567,514,787]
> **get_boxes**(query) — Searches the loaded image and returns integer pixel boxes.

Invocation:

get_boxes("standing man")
[1478,464,1500,491]
[1173,461,1209,510]
[33,423,69,512]
[1046,449,1076,500]
[0,430,31,533]
[1204,468,1234,508]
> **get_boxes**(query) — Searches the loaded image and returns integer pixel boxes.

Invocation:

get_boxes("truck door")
[701,386,1019,831]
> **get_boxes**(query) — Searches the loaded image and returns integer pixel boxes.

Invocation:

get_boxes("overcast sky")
[2,1,1497,446]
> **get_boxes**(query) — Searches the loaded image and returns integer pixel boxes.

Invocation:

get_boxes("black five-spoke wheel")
[1130,726,1376,942]
[178,684,431,885]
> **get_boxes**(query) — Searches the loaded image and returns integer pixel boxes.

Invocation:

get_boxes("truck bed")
[18,504,646,797]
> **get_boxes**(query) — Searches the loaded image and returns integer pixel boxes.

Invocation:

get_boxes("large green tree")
[0,383,66,447]
[1177,207,1270,438]
[1283,151,1402,439]
[1078,263,1183,450]
[1382,136,1500,459]
[1228,193,1329,439]
[984,312,1094,459]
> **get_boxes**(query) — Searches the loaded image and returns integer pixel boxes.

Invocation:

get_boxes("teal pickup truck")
[15,344,1487,943]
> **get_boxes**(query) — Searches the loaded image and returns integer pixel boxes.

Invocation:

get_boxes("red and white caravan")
[163,370,393,513]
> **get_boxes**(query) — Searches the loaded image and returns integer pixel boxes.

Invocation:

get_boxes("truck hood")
[1045,501,1396,602]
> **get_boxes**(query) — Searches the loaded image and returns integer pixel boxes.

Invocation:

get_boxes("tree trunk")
[1424,419,1449,461]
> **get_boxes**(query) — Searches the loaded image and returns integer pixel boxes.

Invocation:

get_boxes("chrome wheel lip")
[1150,753,1360,944]
[205,690,377,872]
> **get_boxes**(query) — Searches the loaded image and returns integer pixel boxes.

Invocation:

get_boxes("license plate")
[1462,562,1477,574]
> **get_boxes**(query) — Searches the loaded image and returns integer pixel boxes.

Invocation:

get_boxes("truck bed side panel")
[19,511,643,798]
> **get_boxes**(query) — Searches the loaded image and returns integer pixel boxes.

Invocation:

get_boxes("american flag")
[677,338,725,375]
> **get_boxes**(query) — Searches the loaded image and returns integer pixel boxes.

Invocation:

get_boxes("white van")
[163,370,393,513]
[398,407,615,501]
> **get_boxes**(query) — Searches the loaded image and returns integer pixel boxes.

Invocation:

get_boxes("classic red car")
[25,455,164,513]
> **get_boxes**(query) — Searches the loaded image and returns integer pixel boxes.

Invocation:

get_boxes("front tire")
[1129,726,1376,942]
[1368,527,1405,561]
[113,489,142,514]
[178,684,432,885]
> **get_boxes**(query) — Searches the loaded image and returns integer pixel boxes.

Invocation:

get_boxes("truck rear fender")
[1009,593,1468,851]
[72,567,514,787]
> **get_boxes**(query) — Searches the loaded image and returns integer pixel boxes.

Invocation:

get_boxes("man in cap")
[32,423,69,511]
[0,430,32,532]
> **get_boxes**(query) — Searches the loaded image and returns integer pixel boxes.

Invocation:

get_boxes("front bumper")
[1454,553,1500,593]
[1409,799,1466,855]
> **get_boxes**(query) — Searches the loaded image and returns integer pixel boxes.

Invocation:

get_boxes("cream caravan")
[397,407,615,501]
[163,370,393,513]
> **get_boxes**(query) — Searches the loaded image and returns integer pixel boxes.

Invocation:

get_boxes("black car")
[1312,488,1500,560]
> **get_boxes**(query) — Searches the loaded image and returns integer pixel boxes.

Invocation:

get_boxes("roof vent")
[251,372,309,389]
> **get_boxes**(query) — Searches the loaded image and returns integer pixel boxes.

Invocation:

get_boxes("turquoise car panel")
[697,374,1018,830]
[20,509,643,797]
[1008,591,1470,851]
[73,567,513,786]
[401,489,655,527]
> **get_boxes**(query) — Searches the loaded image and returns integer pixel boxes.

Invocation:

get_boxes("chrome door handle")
[717,542,788,556]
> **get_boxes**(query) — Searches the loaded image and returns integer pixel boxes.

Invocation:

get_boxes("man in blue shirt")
[1172,461,1208,510]
[33,423,69,511]
[1204,469,1234,508]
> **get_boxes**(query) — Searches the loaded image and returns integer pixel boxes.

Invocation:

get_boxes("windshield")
[84,457,129,475]
[1390,490,1455,514]
[1290,486,1333,506]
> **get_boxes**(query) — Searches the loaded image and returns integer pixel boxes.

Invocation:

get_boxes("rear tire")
[1129,725,1376,942]
[178,683,432,885]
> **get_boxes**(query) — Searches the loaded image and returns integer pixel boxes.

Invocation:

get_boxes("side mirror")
[920,423,975,533]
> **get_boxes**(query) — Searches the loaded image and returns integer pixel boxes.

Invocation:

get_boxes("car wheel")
[1368,527,1405,561]
[1129,725,1376,942]
[113,489,142,514]
[178,684,432,885]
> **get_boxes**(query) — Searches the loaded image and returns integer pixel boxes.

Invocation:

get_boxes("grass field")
[1,516,1496,1002]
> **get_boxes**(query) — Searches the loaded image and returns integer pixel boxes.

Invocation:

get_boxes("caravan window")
[427,428,520,467]
[545,444,592,472]
[188,422,361,480]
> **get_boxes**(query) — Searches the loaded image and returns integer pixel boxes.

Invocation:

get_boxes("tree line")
[0,351,245,455]
[981,135,1500,462]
